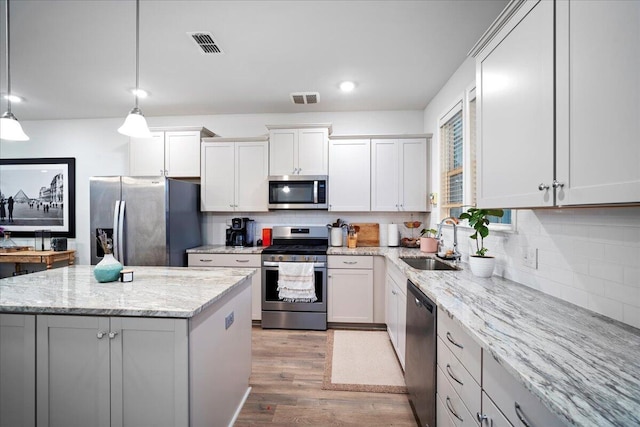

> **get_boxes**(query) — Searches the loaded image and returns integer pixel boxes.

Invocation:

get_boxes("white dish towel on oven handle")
[277,262,317,303]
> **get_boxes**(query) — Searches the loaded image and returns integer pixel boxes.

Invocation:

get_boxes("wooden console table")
[0,250,76,273]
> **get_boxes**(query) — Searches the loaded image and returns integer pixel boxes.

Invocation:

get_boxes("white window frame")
[437,83,516,233]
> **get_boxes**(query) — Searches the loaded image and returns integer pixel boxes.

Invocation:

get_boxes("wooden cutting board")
[351,223,379,247]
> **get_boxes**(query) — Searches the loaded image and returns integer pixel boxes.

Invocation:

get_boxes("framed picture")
[0,158,76,237]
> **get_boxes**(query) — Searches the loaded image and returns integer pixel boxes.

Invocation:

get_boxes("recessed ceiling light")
[339,81,356,92]
[130,88,148,98]
[3,94,23,103]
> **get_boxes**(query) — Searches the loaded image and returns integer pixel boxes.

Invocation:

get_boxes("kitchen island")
[0,265,256,427]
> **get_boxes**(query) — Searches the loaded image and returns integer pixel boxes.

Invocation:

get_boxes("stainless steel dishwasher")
[405,279,437,427]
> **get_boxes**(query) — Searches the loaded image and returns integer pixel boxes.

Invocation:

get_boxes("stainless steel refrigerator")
[90,176,201,266]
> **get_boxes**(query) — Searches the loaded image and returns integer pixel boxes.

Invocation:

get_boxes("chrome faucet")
[436,216,461,259]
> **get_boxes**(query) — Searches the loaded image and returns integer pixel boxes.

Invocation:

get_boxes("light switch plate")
[522,247,537,269]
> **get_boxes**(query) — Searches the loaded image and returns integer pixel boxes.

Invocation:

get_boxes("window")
[439,86,512,227]
[440,104,464,219]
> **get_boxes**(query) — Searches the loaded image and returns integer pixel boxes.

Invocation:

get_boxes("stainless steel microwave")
[268,175,328,209]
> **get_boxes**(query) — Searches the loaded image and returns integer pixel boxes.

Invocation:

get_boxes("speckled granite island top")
[0,265,255,318]
[186,244,640,425]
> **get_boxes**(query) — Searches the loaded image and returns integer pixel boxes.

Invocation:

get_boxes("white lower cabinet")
[437,364,477,427]
[481,352,564,427]
[436,310,482,427]
[385,261,407,369]
[0,314,36,427]
[188,253,262,321]
[327,256,374,323]
[36,315,189,427]
[480,392,511,427]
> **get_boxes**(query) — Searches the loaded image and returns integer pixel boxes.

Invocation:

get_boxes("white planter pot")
[468,256,495,278]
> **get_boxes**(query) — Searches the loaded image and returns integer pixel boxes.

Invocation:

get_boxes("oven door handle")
[262,261,326,268]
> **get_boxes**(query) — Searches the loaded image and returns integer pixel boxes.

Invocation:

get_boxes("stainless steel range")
[261,226,328,330]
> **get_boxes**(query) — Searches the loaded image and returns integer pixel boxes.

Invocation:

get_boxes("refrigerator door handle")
[117,201,126,263]
[113,200,121,260]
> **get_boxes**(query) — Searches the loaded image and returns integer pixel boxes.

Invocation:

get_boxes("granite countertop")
[0,265,256,318]
[185,243,640,425]
[382,249,640,427]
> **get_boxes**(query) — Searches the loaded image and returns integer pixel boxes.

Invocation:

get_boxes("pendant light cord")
[5,0,12,113]
[135,0,140,109]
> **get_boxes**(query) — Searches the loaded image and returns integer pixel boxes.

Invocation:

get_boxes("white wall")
[0,109,425,266]
[423,58,640,329]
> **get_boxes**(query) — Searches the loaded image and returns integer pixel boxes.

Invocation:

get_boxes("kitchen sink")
[400,257,459,271]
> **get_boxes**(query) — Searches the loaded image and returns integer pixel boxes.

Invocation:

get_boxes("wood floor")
[235,326,417,426]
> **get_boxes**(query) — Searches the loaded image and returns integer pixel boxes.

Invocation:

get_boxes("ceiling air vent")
[290,92,320,105]
[187,32,224,54]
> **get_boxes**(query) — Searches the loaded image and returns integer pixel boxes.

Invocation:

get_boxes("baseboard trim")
[228,386,252,427]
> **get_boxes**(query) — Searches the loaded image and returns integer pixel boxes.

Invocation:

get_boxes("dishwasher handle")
[408,280,434,313]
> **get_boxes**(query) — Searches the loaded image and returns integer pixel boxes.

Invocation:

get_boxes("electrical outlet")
[522,247,537,269]
[225,311,234,330]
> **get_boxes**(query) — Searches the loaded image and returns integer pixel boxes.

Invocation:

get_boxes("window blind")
[441,108,464,219]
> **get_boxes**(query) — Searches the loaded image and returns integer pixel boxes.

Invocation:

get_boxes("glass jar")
[0,231,17,249]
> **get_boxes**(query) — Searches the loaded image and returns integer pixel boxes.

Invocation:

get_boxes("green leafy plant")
[419,228,438,238]
[458,208,504,256]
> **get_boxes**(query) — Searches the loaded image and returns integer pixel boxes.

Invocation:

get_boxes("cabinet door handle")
[446,364,464,385]
[514,402,532,427]
[160,169,164,176]
[343,261,357,265]
[391,289,397,295]
[446,331,464,349]
[552,180,564,189]
[235,259,250,263]
[445,397,463,422]
[199,259,213,262]
[108,331,118,339]
[477,412,488,424]
[97,331,106,339]
[538,183,549,191]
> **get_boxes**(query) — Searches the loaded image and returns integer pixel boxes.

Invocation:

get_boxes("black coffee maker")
[225,217,255,247]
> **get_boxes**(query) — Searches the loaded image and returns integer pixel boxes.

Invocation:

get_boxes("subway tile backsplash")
[204,207,640,329]
[441,207,640,329]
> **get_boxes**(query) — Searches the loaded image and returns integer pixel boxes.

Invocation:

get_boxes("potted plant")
[458,207,504,277]
[419,228,438,253]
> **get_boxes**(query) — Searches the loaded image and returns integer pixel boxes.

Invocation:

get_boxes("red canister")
[262,228,272,247]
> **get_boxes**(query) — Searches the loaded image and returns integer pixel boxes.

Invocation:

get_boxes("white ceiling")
[0,0,507,121]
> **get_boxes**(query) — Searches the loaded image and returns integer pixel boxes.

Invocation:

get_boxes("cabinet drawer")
[328,255,373,269]
[386,260,407,296]
[481,391,513,427]
[437,311,481,384]
[483,353,564,427]
[437,336,481,416]
[437,365,478,427]
[187,253,260,267]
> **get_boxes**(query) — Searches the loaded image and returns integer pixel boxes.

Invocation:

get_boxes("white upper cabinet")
[555,0,640,205]
[267,124,330,175]
[328,139,371,211]
[130,127,214,178]
[201,137,269,212]
[473,0,640,208]
[371,138,428,212]
[475,0,555,208]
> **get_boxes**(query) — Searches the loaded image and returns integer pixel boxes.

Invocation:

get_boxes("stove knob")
[270,255,275,261]
[278,255,283,261]
[304,256,310,261]
[291,256,297,261]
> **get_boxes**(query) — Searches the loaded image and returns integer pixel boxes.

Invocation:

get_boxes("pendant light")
[118,0,151,138]
[0,0,29,141]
